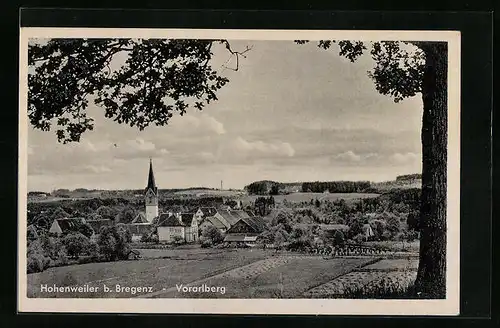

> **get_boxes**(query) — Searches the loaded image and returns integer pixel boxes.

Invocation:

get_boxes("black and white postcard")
[18,28,461,315]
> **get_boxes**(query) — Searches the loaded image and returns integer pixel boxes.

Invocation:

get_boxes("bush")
[97,226,131,261]
[332,230,346,247]
[27,240,51,273]
[172,235,185,245]
[201,225,224,245]
[62,232,91,259]
[201,239,213,248]
[353,233,366,244]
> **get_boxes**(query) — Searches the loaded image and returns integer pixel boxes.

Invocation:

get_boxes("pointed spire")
[146,157,157,193]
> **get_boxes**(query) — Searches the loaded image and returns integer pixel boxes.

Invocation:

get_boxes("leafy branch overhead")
[28,39,234,143]
[295,40,426,102]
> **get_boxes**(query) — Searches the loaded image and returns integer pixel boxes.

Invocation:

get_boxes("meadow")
[27,247,417,299]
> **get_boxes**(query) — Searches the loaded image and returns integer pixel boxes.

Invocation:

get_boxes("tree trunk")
[414,42,448,299]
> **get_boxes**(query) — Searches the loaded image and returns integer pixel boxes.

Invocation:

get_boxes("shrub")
[97,226,131,261]
[39,235,65,260]
[332,230,346,247]
[201,239,213,248]
[201,225,224,245]
[27,240,51,273]
[353,233,366,244]
[172,235,185,245]
[62,232,91,259]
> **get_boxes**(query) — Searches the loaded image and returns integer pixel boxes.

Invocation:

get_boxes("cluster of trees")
[254,196,275,216]
[27,224,134,273]
[396,174,422,181]
[302,181,371,193]
[245,180,373,195]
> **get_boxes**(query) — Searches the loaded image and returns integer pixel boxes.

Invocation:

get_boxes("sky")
[27,40,423,192]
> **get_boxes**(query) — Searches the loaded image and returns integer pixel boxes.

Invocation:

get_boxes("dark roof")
[145,158,157,193]
[201,216,227,230]
[217,210,241,226]
[180,213,195,226]
[244,210,256,217]
[132,212,148,223]
[232,210,250,219]
[198,207,218,216]
[157,213,184,227]
[238,216,267,233]
[54,218,86,233]
[126,223,152,235]
[87,219,114,233]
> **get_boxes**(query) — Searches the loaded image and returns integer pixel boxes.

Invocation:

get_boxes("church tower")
[144,158,159,223]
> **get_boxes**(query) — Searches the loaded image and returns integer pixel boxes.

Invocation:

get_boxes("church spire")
[146,157,157,193]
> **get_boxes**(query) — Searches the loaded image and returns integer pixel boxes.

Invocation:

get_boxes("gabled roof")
[87,219,114,234]
[226,216,267,234]
[132,212,148,223]
[200,216,227,230]
[217,210,241,227]
[157,213,184,227]
[231,210,250,220]
[53,218,86,233]
[239,216,267,233]
[179,213,195,226]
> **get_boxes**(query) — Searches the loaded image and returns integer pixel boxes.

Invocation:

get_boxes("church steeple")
[144,158,159,223]
[146,157,157,194]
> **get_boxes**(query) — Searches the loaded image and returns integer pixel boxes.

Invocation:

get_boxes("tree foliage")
[28,39,231,143]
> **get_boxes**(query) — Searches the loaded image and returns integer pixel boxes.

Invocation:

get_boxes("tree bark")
[414,42,448,299]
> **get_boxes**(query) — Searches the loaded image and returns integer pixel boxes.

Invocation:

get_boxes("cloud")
[125,138,156,151]
[170,113,226,136]
[390,152,419,164]
[233,137,295,157]
[334,150,362,162]
[83,165,112,173]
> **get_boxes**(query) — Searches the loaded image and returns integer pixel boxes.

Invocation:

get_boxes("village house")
[48,217,87,235]
[199,215,228,234]
[223,216,267,246]
[157,212,199,243]
[124,212,152,242]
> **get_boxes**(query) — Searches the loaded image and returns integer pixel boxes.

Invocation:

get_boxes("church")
[142,158,199,243]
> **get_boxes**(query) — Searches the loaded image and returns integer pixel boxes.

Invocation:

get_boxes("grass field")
[27,249,270,298]
[27,248,393,299]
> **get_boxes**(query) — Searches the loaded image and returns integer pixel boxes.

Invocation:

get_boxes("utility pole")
[220,180,223,190]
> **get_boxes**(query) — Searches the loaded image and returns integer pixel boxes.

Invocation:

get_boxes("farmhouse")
[223,216,267,245]
[48,217,87,235]
[199,216,228,234]
[157,213,199,243]
[126,223,153,242]
[217,209,250,228]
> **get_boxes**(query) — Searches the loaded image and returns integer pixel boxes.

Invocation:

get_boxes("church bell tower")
[144,158,159,223]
